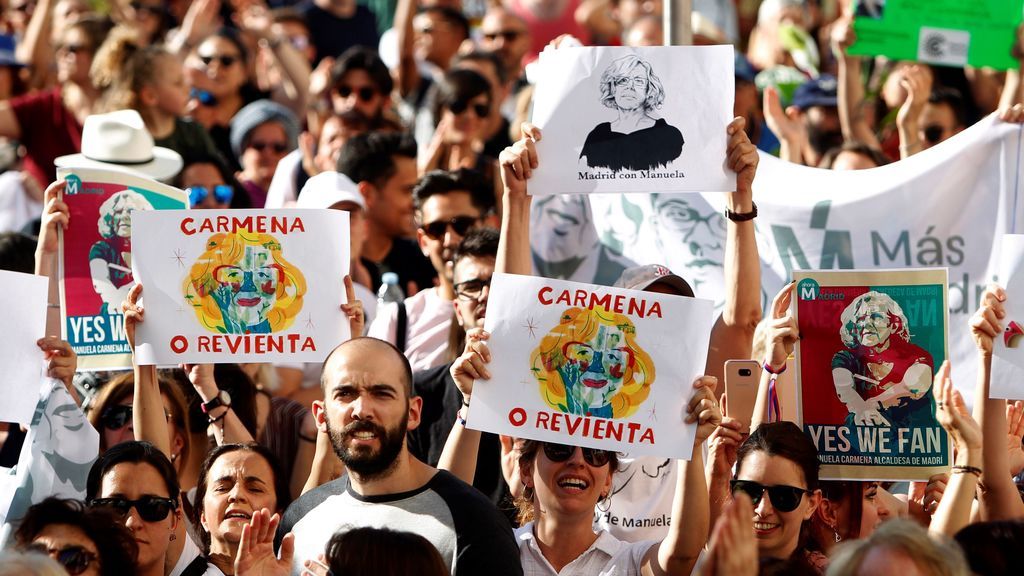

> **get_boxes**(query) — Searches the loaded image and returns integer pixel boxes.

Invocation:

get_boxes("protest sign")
[847,0,1024,70]
[131,209,350,364]
[467,272,713,459]
[0,271,47,425]
[793,269,950,481]
[990,234,1024,399]
[58,168,188,370]
[529,115,1023,403]
[530,45,735,195]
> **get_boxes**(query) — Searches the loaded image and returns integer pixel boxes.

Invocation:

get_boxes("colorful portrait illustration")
[530,305,654,418]
[89,189,153,314]
[183,231,306,334]
[579,54,684,173]
[1004,321,1024,348]
[831,291,935,431]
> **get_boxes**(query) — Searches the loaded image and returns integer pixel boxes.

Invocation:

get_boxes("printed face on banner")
[60,170,188,370]
[184,232,306,335]
[795,270,950,481]
[530,45,735,195]
[132,210,350,365]
[467,273,713,459]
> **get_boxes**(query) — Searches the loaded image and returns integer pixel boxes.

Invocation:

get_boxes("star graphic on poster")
[647,405,657,421]
[523,317,538,338]
[305,314,315,330]
[520,379,531,392]
[171,248,187,269]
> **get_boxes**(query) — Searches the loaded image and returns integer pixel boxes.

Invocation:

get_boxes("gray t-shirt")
[279,470,522,576]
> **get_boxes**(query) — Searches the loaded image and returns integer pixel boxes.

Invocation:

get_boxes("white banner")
[531,45,735,195]
[529,115,1024,400]
[132,209,351,364]
[470,272,713,459]
[0,270,47,425]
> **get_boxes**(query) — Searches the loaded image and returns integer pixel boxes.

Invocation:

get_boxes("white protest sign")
[132,209,350,364]
[468,272,713,459]
[990,234,1024,399]
[0,271,47,425]
[529,116,1023,404]
[530,45,736,195]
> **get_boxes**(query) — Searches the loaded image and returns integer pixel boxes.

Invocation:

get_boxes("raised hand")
[970,284,1006,355]
[499,123,542,199]
[700,492,757,576]
[686,375,722,446]
[1006,400,1024,476]
[235,508,293,576]
[341,275,364,337]
[934,361,983,458]
[449,328,491,404]
[37,180,69,257]
[122,283,145,350]
[726,117,758,193]
[765,283,797,369]
[38,336,77,399]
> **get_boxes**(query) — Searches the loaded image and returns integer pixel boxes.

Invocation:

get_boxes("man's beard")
[326,415,408,481]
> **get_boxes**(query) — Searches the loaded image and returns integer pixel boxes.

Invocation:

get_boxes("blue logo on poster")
[64,174,82,196]
[798,279,820,301]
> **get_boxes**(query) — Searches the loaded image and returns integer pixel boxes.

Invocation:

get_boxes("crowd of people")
[0,0,1022,575]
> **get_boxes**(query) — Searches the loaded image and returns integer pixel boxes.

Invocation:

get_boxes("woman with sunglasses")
[440,328,721,575]
[86,441,220,576]
[14,497,138,576]
[421,70,499,187]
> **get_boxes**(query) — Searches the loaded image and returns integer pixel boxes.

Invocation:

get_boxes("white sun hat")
[54,109,184,182]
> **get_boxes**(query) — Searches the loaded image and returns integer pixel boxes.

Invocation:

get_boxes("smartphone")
[725,359,761,432]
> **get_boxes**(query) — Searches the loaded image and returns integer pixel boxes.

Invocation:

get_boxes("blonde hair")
[827,519,969,576]
[97,189,152,238]
[530,306,654,419]
[183,231,306,333]
[91,25,175,112]
[0,551,66,576]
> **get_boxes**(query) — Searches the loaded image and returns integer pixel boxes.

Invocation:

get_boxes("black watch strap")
[724,201,757,222]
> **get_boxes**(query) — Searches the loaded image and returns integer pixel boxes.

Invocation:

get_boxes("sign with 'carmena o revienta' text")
[131,209,351,364]
[468,272,714,459]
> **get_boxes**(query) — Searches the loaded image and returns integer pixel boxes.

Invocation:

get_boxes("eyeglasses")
[614,76,648,90]
[335,85,377,102]
[922,124,946,145]
[188,185,234,207]
[483,30,524,42]
[100,405,171,430]
[130,1,163,16]
[190,88,218,107]
[542,442,612,467]
[449,100,490,118]
[199,54,239,68]
[90,496,178,522]
[453,277,491,301]
[421,215,477,240]
[26,544,97,576]
[730,480,811,513]
[248,140,289,154]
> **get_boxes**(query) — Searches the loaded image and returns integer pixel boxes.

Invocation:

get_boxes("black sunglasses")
[199,54,239,67]
[449,100,490,118]
[421,215,477,240]
[249,140,289,154]
[27,544,97,576]
[730,479,810,512]
[922,124,945,144]
[336,85,377,102]
[542,442,612,467]
[483,30,524,42]
[90,496,178,522]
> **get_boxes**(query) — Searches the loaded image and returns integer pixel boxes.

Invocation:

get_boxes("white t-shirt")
[368,287,454,371]
[169,533,224,576]
[593,456,676,542]
[264,150,302,208]
[515,523,654,575]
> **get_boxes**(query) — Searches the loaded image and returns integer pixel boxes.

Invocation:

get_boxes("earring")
[597,492,612,513]
[830,523,842,543]
[170,533,177,541]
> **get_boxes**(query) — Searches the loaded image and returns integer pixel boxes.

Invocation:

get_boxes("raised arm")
[998,24,1024,111]
[705,117,762,385]
[185,363,255,445]
[437,328,491,483]
[832,15,881,150]
[496,123,541,276]
[970,284,1024,520]
[929,361,983,538]
[237,1,311,113]
[35,181,68,337]
[647,376,721,576]
[895,65,932,159]
[762,87,808,165]
[123,283,172,456]
[394,0,421,99]
[751,283,795,431]
[15,0,55,92]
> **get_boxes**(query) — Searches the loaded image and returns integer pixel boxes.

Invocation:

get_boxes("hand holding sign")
[499,123,542,197]
[766,283,798,370]
[38,336,78,402]
[122,283,144,351]
[39,180,70,257]
[972,284,1006,356]
[450,328,492,404]
[341,275,364,337]
[686,376,722,448]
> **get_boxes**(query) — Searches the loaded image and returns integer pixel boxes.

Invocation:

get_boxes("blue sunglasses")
[188,185,233,207]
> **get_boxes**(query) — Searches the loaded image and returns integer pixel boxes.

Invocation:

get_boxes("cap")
[296,171,365,210]
[791,74,838,111]
[229,99,299,159]
[614,264,695,297]
[734,51,757,84]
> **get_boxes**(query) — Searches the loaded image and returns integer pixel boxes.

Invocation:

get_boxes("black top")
[580,117,684,173]
[299,1,380,64]
[363,237,438,295]
[154,118,225,168]
[409,363,516,523]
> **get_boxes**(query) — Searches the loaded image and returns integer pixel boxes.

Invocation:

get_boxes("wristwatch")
[724,202,757,222]
[200,389,232,414]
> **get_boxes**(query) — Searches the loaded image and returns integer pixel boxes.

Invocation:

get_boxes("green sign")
[847,0,1024,70]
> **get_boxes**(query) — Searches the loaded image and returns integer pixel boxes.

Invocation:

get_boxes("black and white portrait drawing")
[579,55,684,173]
